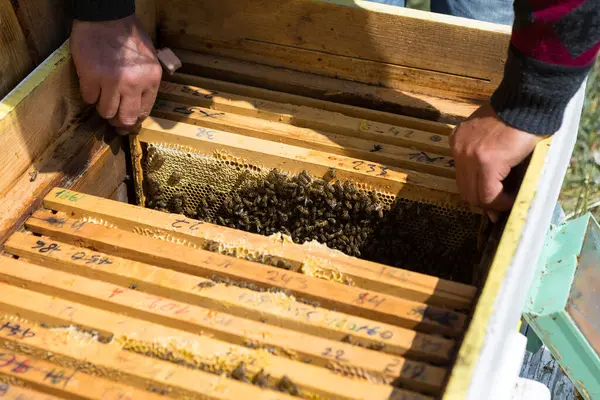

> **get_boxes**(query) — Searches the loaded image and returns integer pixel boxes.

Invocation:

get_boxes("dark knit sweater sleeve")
[491,0,600,135]
[70,0,136,21]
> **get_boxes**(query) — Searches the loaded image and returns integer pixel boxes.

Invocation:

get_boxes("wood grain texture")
[26,210,468,337]
[0,385,61,400]
[0,0,34,98]
[169,73,455,135]
[110,182,130,203]
[0,114,111,246]
[0,41,86,195]
[0,283,298,399]
[140,117,467,208]
[136,0,157,42]
[9,0,70,65]
[4,233,447,394]
[174,50,479,124]
[9,223,457,363]
[152,99,456,177]
[158,80,453,152]
[0,344,166,399]
[129,135,146,206]
[43,188,476,310]
[72,140,126,198]
[158,0,510,99]
[520,347,576,400]
[0,259,433,400]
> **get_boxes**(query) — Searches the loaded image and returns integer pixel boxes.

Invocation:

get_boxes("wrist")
[69,0,135,22]
[491,45,590,135]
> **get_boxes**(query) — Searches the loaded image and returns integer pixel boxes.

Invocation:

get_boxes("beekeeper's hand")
[449,102,546,222]
[70,14,162,132]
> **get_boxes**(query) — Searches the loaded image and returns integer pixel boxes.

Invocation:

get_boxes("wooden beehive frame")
[1,1,554,398]
[0,185,477,399]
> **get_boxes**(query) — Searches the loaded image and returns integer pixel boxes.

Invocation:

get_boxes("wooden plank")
[43,188,476,310]
[158,80,452,152]
[71,139,127,199]
[8,0,69,65]
[169,73,455,136]
[152,99,455,178]
[0,345,167,399]
[110,182,130,203]
[0,41,86,195]
[0,115,113,245]
[25,210,468,337]
[0,0,34,98]
[129,135,146,207]
[6,231,455,365]
[0,384,61,400]
[0,305,298,399]
[520,347,576,400]
[158,81,452,152]
[0,114,111,246]
[173,50,478,124]
[140,117,468,209]
[0,258,434,399]
[136,0,157,42]
[158,0,510,97]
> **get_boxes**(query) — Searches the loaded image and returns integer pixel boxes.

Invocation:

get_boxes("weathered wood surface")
[0,384,62,400]
[44,188,476,310]
[0,0,34,99]
[159,0,510,100]
[152,99,455,177]
[173,50,479,124]
[1,239,446,395]
[0,41,85,196]
[0,295,299,399]
[8,0,69,65]
[25,209,468,337]
[169,73,455,135]
[520,347,576,400]
[0,114,113,245]
[158,80,453,151]
[6,231,455,364]
[140,117,468,208]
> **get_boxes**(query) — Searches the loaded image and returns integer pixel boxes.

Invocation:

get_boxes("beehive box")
[0,1,587,399]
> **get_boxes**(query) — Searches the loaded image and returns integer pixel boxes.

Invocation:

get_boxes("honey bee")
[167,170,183,186]
[296,206,309,216]
[231,362,247,382]
[316,220,328,228]
[278,376,300,396]
[252,369,270,388]
[146,152,166,173]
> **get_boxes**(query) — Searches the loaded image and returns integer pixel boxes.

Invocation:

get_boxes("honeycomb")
[142,143,483,284]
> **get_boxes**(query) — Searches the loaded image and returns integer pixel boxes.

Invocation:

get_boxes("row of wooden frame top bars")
[0,55,481,400]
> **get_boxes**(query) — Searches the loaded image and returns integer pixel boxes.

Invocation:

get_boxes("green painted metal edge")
[523,213,600,399]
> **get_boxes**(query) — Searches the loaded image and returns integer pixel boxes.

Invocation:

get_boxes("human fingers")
[79,78,101,105]
[140,86,159,121]
[450,129,480,206]
[96,85,121,120]
[478,163,515,212]
[113,91,142,128]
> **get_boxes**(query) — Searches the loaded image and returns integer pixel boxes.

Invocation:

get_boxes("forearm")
[69,0,136,21]
[491,0,600,134]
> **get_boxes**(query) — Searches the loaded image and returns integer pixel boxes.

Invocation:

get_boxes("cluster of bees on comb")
[203,169,386,258]
[144,149,480,283]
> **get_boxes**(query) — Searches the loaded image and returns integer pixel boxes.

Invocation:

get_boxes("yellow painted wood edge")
[442,137,553,399]
[0,39,71,121]
[314,0,512,33]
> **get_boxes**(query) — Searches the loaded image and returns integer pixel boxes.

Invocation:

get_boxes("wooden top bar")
[26,209,468,337]
[43,187,476,310]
